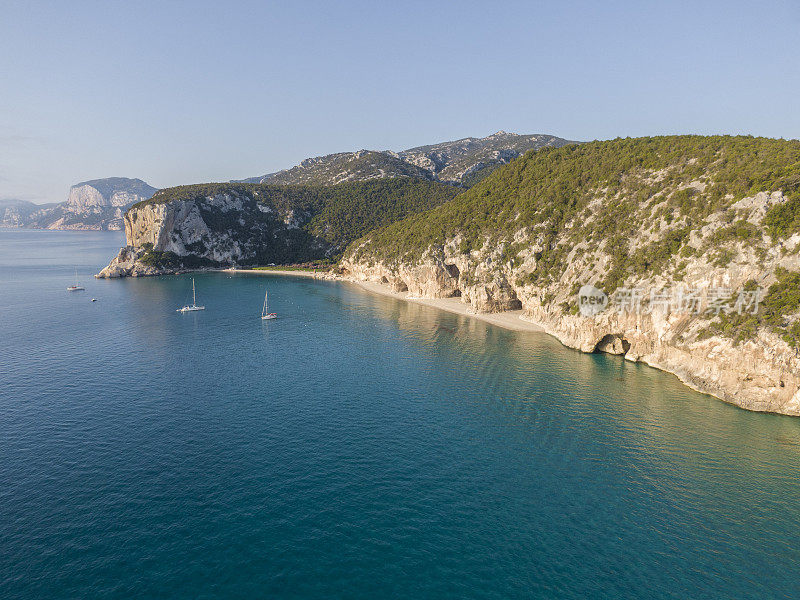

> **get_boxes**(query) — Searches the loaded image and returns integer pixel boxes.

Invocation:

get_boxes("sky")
[1,0,799,203]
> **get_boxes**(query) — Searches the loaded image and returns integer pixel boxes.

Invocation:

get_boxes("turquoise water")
[1,229,799,599]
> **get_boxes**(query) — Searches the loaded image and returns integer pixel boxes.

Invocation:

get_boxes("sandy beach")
[222,268,321,279]
[347,279,545,333]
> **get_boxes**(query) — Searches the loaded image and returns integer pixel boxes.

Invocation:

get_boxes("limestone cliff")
[96,135,800,416]
[98,189,325,277]
[97,179,458,278]
[339,213,800,415]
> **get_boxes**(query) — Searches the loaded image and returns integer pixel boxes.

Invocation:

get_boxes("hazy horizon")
[2,0,799,204]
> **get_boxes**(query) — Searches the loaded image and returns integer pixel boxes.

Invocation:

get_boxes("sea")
[1,228,799,599]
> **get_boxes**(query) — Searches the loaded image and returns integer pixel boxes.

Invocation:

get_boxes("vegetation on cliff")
[138,243,217,270]
[702,269,800,346]
[265,152,435,186]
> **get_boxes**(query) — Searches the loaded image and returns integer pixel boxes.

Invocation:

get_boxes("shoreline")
[100,263,795,416]
[341,278,796,416]
[222,268,546,334]
[221,268,321,279]
[345,279,545,333]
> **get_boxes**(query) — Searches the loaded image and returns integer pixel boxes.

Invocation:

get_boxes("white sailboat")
[67,268,85,291]
[261,289,277,320]
[177,278,205,312]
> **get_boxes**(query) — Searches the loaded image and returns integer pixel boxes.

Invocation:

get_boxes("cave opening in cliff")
[396,281,408,292]
[381,276,389,284]
[444,263,460,279]
[593,334,631,356]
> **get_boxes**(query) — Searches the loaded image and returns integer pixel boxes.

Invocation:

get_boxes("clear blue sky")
[2,0,799,203]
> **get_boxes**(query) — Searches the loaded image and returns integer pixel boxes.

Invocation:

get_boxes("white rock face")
[124,195,254,264]
[66,185,109,212]
[66,178,157,214]
[98,189,324,278]
[0,200,42,226]
[341,252,800,416]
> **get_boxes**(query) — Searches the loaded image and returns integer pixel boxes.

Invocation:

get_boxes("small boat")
[91,298,97,302]
[177,278,205,312]
[67,269,85,292]
[261,289,277,320]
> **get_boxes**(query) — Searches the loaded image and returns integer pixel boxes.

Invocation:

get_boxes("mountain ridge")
[236,131,576,187]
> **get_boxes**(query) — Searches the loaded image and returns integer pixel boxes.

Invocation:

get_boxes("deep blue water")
[1,228,799,599]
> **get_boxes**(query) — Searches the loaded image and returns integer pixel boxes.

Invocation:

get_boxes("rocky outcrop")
[97,178,457,279]
[340,244,525,313]
[96,246,162,278]
[341,189,800,416]
[397,131,572,185]
[521,304,800,416]
[96,189,328,278]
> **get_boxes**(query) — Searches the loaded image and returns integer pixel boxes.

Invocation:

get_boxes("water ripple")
[1,230,800,599]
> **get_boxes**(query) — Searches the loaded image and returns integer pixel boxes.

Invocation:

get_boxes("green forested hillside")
[349,135,800,270]
[303,179,459,248]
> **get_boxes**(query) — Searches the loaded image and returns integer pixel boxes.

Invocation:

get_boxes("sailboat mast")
[259,287,276,319]
[192,279,196,305]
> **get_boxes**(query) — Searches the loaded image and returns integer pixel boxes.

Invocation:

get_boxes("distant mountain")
[0,198,37,208]
[397,131,573,185]
[252,151,435,186]
[237,132,575,188]
[1,178,157,230]
[0,199,53,227]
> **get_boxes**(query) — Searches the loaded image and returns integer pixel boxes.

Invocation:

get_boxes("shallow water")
[1,229,799,599]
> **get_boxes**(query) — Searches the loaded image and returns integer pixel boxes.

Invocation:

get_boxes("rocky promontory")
[96,179,459,278]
